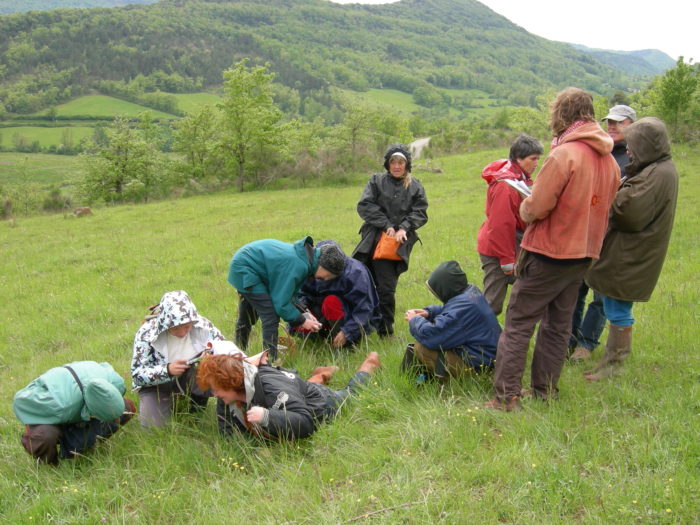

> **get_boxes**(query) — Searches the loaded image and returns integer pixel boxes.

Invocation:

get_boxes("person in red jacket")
[477,135,544,316]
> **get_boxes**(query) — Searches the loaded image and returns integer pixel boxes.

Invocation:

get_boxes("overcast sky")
[328,0,698,63]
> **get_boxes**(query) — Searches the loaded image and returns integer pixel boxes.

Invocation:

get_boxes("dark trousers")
[569,283,606,351]
[480,253,516,317]
[235,292,280,359]
[21,413,131,465]
[369,258,401,335]
[493,254,587,400]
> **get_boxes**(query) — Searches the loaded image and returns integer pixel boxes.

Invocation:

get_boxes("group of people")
[13,87,679,464]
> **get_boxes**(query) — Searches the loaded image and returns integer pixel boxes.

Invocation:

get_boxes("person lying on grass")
[197,351,381,440]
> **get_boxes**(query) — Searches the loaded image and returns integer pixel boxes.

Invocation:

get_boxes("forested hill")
[0,0,157,15]
[0,0,640,115]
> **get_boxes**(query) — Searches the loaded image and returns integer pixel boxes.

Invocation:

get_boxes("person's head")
[624,117,671,171]
[509,135,544,175]
[383,143,413,186]
[602,104,637,144]
[154,290,200,336]
[197,354,246,405]
[316,243,346,280]
[549,87,596,137]
[426,260,468,303]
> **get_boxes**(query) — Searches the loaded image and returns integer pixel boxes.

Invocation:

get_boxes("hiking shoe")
[569,346,592,362]
[483,396,521,412]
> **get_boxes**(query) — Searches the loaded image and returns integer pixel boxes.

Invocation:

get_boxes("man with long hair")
[485,88,620,410]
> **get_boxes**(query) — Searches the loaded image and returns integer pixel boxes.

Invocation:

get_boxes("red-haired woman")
[197,352,380,440]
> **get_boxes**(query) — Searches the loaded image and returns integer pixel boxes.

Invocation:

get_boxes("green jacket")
[228,237,320,323]
[13,361,126,425]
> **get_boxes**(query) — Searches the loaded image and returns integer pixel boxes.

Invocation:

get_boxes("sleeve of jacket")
[486,183,521,266]
[357,176,392,230]
[131,338,170,388]
[609,166,665,232]
[409,302,477,350]
[337,267,376,342]
[399,181,428,232]
[269,266,309,323]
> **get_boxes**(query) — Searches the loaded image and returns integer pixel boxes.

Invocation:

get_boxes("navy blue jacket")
[298,251,380,343]
[409,284,500,368]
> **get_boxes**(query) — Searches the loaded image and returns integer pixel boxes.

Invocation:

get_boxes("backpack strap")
[63,365,85,395]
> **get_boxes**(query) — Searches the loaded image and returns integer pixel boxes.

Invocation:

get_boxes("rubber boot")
[584,324,632,382]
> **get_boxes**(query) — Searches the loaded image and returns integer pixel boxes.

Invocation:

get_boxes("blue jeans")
[602,296,635,326]
[570,283,607,351]
[313,371,370,420]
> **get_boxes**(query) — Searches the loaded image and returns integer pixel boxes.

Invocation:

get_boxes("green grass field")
[0,152,84,186]
[43,95,176,119]
[0,126,94,149]
[0,147,698,523]
[170,92,222,114]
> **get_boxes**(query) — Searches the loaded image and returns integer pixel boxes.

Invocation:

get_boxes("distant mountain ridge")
[571,44,676,76]
[0,0,656,117]
[0,0,157,15]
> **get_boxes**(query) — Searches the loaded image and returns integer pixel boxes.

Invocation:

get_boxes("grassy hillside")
[40,95,177,119]
[0,125,94,148]
[0,152,83,185]
[0,147,697,523]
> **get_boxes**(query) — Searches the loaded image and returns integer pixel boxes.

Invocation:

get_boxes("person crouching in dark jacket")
[197,351,380,440]
[293,240,381,349]
[402,260,501,380]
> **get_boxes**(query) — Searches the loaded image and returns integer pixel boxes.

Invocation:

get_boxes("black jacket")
[352,172,428,273]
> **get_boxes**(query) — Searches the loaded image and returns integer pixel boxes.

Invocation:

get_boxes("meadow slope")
[0,148,698,524]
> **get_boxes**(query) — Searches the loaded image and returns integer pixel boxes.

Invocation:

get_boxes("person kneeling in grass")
[402,260,501,380]
[197,351,380,440]
[13,361,135,465]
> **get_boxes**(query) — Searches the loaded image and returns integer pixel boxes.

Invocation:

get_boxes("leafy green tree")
[651,57,698,138]
[81,117,164,203]
[173,104,222,181]
[218,59,288,192]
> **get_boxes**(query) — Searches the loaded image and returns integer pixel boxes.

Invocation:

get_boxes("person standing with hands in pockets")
[352,143,428,337]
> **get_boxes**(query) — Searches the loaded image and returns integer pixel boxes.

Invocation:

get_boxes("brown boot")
[569,346,592,362]
[584,325,632,382]
[483,396,521,412]
[307,366,340,385]
[358,352,381,374]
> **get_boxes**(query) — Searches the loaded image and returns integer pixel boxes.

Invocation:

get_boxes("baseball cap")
[602,105,637,123]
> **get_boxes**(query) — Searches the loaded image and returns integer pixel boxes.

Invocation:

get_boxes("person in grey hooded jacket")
[131,290,227,427]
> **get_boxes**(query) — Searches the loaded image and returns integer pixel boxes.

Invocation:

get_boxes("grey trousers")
[138,366,210,428]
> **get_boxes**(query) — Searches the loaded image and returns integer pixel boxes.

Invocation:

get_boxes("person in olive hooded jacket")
[584,117,679,381]
[228,237,346,360]
[402,260,501,379]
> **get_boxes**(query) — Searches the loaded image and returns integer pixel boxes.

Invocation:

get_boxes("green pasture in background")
[170,92,222,114]
[35,95,177,119]
[0,147,697,523]
[0,126,94,149]
[0,152,83,186]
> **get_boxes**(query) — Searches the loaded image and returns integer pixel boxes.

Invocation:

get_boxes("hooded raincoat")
[131,290,223,389]
[586,117,679,301]
[14,361,126,425]
[477,160,532,267]
[409,261,501,368]
[228,237,321,325]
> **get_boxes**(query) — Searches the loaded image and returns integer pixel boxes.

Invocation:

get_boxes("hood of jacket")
[426,260,468,303]
[140,290,201,344]
[558,121,614,157]
[481,159,529,185]
[625,117,672,175]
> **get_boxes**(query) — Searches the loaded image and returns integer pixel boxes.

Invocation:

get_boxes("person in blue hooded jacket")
[228,237,346,360]
[13,361,134,465]
[402,260,501,379]
[293,240,380,348]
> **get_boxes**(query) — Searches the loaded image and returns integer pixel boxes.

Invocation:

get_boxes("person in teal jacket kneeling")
[228,237,346,360]
[13,361,134,465]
